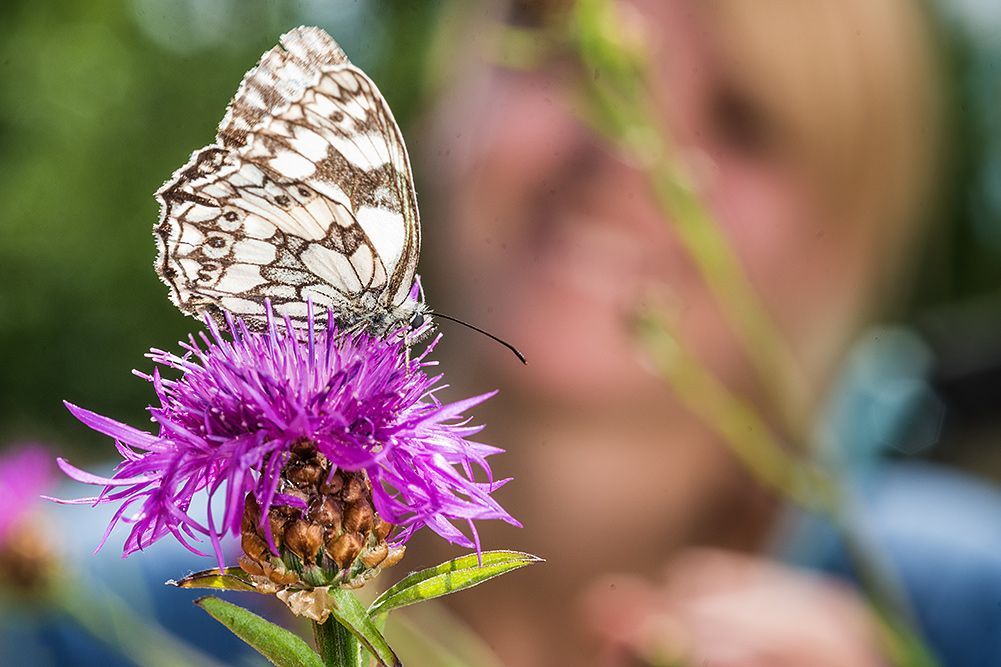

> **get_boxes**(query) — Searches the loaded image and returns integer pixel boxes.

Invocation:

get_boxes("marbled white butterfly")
[155,27,425,337]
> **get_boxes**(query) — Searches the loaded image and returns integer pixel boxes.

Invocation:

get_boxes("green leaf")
[194,596,324,667]
[326,588,400,667]
[168,567,260,593]
[356,613,387,667]
[312,617,361,667]
[368,551,543,618]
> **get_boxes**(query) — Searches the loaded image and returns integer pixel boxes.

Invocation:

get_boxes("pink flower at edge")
[0,445,53,549]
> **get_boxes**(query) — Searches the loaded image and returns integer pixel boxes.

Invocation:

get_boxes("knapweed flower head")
[0,445,52,549]
[53,306,518,577]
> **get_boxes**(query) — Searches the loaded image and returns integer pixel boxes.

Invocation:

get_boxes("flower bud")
[239,442,404,590]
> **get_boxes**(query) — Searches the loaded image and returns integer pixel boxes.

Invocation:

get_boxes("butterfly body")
[155,27,424,337]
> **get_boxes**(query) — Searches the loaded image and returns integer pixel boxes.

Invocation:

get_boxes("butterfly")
[154,26,425,337]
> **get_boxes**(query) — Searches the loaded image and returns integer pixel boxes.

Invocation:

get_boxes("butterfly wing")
[238,63,421,311]
[155,27,420,331]
[218,27,348,151]
[156,147,391,328]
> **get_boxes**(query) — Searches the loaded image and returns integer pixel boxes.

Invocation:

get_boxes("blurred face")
[437,0,833,416]
[419,2,935,664]
[423,1,892,663]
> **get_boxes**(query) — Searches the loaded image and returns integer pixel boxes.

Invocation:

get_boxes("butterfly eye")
[410,312,425,330]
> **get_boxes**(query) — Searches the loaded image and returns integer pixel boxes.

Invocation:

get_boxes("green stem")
[51,577,225,667]
[830,489,940,667]
[560,1,942,664]
[648,161,809,436]
[569,0,810,442]
[635,309,831,510]
[313,617,361,667]
[636,310,937,667]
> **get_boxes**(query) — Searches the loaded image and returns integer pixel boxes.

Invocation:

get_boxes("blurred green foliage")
[2,0,1001,460]
[0,0,446,452]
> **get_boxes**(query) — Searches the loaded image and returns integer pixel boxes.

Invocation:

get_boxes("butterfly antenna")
[433,312,527,365]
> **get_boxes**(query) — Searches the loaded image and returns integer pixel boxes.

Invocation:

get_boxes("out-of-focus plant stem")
[570,0,811,441]
[498,0,941,665]
[636,309,934,665]
[382,602,505,667]
[635,309,831,510]
[50,575,226,667]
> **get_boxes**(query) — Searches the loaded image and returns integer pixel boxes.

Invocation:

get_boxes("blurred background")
[4,0,1001,665]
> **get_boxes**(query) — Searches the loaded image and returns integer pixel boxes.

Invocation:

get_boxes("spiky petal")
[51,308,518,569]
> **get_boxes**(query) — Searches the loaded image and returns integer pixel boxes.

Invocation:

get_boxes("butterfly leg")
[403,329,413,375]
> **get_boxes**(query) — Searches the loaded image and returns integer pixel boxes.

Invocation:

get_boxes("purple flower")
[0,446,52,549]
[52,306,518,569]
